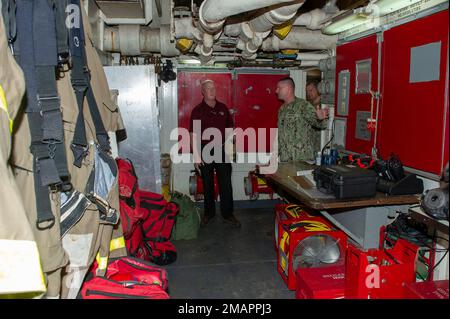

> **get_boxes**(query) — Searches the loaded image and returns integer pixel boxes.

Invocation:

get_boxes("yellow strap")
[109,236,126,251]
[0,85,13,132]
[96,253,108,270]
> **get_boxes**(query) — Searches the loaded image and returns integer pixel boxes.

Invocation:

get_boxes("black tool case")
[313,165,377,199]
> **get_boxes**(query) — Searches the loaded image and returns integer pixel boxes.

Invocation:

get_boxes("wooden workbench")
[266,162,420,210]
[265,162,421,249]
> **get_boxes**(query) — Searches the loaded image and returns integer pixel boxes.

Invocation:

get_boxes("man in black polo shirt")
[189,79,241,228]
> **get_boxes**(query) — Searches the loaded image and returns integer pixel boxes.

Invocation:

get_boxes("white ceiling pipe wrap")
[102,0,153,25]
[199,0,296,33]
[199,32,214,56]
[296,52,330,60]
[119,25,141,55]
[300,60,319,67]
[174,17,202,41]
[261,27,338,51]
[103,25,179,56]
[224,23,242,37]
[240,1,305,59]
[293,8,333,30]
[248,1,306,33]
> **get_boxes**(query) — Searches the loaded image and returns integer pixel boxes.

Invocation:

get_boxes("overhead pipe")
[239,1,306,59]
[296,52,330,61]
[174,18,202,41]
[292,8,334,30]
[247,1,306,33]
[103,25,179,56]
[197,0,304,60]
[261,27,338,51]
[300,60,319,67]
[199,0,297,33]
[103,0,153,25]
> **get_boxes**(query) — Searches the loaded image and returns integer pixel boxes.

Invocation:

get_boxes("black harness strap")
[14,0,72,228]
[1,0,16,53]
[68,0,111,168]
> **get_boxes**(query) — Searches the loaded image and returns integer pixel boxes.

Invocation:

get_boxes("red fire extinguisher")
[244,170,274,200]
[189,170,219,201]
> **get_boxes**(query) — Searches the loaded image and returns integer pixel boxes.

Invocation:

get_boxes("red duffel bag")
[117,158,145,238]
[80,257,169,299]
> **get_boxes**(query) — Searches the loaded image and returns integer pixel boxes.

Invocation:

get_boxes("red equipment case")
[274,204,317,252]
[277,214,348,290]
[345,239,419,299]
[295,264,346,299]
[404,280,449,299]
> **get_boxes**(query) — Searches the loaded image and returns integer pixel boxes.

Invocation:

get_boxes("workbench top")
[265,162,420,210]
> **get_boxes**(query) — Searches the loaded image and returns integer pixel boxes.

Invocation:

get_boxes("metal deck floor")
[165,207,295,299]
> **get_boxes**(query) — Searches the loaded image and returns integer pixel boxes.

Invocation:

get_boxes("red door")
[233,72,288,153]
[177,71,233,153]
[378,10,449,175]
[177,70,287,154]
[335,34,380,155]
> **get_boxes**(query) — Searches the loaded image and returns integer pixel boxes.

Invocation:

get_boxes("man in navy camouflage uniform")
[276,77,329,162]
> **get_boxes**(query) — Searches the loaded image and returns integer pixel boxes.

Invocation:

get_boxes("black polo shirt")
[189,100,234,145]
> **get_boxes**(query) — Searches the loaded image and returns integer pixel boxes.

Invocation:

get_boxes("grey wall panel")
[104,65,161,193]
[410,41,442,83]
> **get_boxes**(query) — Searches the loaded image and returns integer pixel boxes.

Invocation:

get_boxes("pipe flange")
[242,51,257,60]
[240,22,255,41]
[200,44,213,57]
[267,8,297,26]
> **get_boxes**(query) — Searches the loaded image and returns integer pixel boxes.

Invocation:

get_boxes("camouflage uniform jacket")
[277,97,327,162]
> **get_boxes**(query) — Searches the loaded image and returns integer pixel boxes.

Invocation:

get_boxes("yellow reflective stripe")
[279,231,289,253]
[0,240,46,295]
[0,85,13,132]
[96,253,108,270]
[256,177,266,186]
[109,236,125,251]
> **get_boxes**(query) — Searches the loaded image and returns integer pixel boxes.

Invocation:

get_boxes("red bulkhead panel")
[335,34,379,155]
[177,72,233,153]
[177,71,287,154]
[378,10,449,175]
[233,73,287,153]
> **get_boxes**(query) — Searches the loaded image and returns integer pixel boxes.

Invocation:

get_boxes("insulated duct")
[174,18,202,41]
[261,27,338,51]
[100,0,153,25]
[239,1,306,59]
[197,0,306,60]
[296,53,330,61]
[247,1,306,33]
[104,25,179,56]
[293,8,333,30]
[198,0,297,33]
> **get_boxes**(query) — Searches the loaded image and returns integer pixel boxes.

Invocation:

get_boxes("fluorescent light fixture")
[322,0,422,35]
[372,0,422,16]
[178,58,201,65]
[322,9,369,35]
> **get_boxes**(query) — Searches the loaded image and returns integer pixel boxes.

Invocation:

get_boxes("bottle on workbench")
[316,152,322,166]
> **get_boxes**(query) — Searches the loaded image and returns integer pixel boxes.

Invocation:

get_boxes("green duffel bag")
[170,191,201,241]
